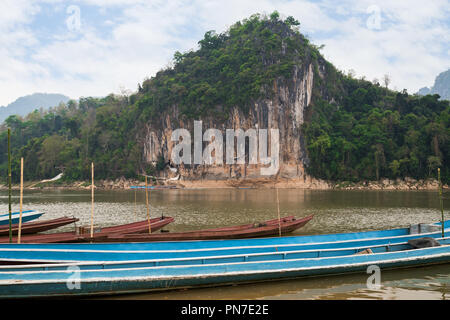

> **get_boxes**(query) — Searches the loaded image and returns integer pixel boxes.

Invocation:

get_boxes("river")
[0,189,449,299]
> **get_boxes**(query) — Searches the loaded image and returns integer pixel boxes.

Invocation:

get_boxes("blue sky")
[1,0,449,106]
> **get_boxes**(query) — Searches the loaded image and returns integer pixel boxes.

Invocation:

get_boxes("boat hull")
[0,220,446,251]
[0,231,448,264]
[103,215,313,242]
[0,217,174,244]
[0,221,448,263]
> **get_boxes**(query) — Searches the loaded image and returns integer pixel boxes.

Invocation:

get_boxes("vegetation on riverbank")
[1,176,446,192]
[303,85,449,183]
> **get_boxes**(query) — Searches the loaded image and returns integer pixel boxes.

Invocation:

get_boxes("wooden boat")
[104,215,313,242]
[0,210,44,226]
[89,216,175,235]
[0,215,303,246]
[0,228,447,264]
[0,236,447,272]
[0,216,174,244]
[0,232,94,244]
[0,237,448,298]
[0,220,447,264]
[2,219,446,251]
[130,186,177,189]
[0,217,78,236]
[1,224,448,264]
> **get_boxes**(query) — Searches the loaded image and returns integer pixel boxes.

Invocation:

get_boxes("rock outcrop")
[141,58,334,186]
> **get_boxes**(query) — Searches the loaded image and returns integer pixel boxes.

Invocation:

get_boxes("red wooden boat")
[0,216,174,243]
[0,217,78,236]
[103,215,314,242]
[198,216,296,232]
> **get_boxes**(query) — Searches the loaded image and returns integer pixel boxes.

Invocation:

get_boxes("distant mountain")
[0,93,70,123]
[417,69,450,100]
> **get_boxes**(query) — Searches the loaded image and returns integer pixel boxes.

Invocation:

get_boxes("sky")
[0,0,449,106]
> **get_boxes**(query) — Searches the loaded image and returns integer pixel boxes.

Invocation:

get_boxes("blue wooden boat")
[0,210,44,226]
[0,237,448,298]
[0,220,448,263]
[0,237,447,272]
[0,219,447,251]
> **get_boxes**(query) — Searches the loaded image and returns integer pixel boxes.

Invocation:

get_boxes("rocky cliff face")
[141,56,334,188]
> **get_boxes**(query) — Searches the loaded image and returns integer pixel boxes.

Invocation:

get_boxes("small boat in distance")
[0,210,44,226]
[130,186,177,189]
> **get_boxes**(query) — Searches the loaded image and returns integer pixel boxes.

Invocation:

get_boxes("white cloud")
[0,0,448,106]
[316,0,450,92]
[0,0,44,105]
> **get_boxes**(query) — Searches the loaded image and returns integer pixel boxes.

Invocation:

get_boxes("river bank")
[0,176,447,191]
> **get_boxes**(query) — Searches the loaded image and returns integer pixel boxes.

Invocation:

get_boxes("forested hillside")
[303,85,449,182]
[1,12,448,184]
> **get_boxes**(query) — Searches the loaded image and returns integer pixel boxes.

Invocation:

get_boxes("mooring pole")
[90,162,94,239]
[18,158,24,244]
[134,188,137,219]
[276,184,281,237]
[145,176,151,234]
[8,128,12,243]
[438,168,444,238]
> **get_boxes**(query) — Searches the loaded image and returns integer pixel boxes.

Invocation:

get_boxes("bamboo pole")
[134,188,137,219]
[17,158,24,244]
[90,162,94,238]
[438,168,444,238]
[7,128,12,243]
[276,185,281,237]
[145,176,151,234]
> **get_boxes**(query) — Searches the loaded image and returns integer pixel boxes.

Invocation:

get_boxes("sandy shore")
[0,176,447,191]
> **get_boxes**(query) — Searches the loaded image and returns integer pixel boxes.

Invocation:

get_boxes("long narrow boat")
[1,229,449,263]
[0,220,447,264]
[103,215,313,242]
[130,186,177,189]
[0,216,174,244]
[0,237,446,272]
[0,219,446,250]
[101,215,295,235]
[0,210,44,226]
[0,217,78,236]
[0,215,299,245]
[0,238,448,298]
[90,216,175,235]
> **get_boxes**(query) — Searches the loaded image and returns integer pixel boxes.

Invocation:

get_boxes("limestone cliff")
[141,58,336,188]
[131,14,348,188]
